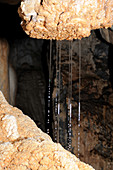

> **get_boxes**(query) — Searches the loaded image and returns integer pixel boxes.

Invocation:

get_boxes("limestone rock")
[0,39,9,102]
[0,91,94,169]
[18,0,113,40]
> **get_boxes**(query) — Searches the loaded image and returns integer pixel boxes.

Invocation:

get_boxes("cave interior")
[0,2,113,170]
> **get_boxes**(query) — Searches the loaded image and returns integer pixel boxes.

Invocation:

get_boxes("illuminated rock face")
[0,91,94,169]
[18,0,113,40]
[0,39,17,107]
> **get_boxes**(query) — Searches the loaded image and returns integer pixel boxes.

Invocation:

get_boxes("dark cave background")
[0,2,113,170]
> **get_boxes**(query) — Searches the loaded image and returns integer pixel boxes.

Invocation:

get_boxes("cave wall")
[9,38,46,131]
[0,1,113,170]
[0,38,9,102]
[100,28,113,44]
[0,30,113,170]
[51,32,113,170]
[0,1,113,168]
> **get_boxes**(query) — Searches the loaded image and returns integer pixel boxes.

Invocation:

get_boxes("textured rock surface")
[18,0,113,40]
[0,91,94,169]
[0,38,17,106]
[51,32,113,169]
[0,39,9,102]
[7,33,113,169]
[100,28,113,44]
[9,38,46,131]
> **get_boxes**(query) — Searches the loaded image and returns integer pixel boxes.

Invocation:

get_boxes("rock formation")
[100,28,113,44]
[9,38,46,131]
[0,39,9,102]
[18,0,113,40]
[0,38,17,106]
[0,90,94,169]
[51,32,113,169]
[7,32,113,169]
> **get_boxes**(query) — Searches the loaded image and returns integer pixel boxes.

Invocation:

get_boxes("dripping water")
[54,40,58,142]
[78,40,81,158]
[67,40,73,151]
[57,40,61,143]
[54,95,58,142]
[46,40,52,135]
[54,40,62,143]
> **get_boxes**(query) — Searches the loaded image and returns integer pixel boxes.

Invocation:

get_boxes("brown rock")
[0,91,94,169]
[0,39,9,102]
[51,34,113,169]
[18,0,113,40]
[109,93,113,106]
[100,28,113,44]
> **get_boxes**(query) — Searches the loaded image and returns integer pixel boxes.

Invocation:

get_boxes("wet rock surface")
[51,32,113,169]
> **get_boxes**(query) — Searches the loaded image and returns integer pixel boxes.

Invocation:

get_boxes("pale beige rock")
[18,0,113,40]
[0,39,17,106]
[0,39,9,102]
[0,91,94,169]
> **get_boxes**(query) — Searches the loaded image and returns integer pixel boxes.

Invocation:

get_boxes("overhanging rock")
[18,0,113,40]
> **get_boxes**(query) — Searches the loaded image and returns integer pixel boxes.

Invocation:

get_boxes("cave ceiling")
[0,0,113,43]
[0,0,21,5]
[0,0,26,40]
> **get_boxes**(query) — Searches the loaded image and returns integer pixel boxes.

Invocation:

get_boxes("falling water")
[54,40,58,142]
[54,95,58,142]
[57,41,61,143]
[67,40,73,151]
[78,40,81,158]
[47,79,51,135]
[54,40,62,143]
[46,40,52,135]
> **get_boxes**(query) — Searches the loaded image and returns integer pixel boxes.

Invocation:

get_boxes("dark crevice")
[40,0,43,5]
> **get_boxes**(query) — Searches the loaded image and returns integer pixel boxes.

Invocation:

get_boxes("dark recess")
[0,3,27,40]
